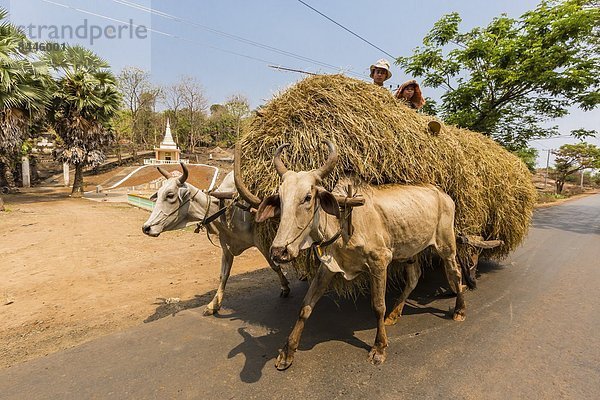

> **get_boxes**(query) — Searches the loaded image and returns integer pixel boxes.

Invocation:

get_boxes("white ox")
[252,141,466,370]
[141,164,290,315]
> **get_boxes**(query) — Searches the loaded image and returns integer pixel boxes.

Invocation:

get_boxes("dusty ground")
[0,185,270,370]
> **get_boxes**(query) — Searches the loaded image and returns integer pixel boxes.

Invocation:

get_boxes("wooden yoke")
[334,183,365,237]
[346,184,354,236]
[457,235,504,283]
[210,191,236,199]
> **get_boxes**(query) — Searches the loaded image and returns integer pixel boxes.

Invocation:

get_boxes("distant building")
[144,119,188,165]
[31,132,56,155]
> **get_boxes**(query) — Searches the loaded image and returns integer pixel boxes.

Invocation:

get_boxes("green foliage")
[46,45,121,168]
[117,67,163,148]
[203,103,236,146]
[553,142,600,192]
[513,147,538,172]
[397,0,600,150]
[592,171,600,187]
[0,7,51,159]
[420,98,438,116]
[538,192,566,203]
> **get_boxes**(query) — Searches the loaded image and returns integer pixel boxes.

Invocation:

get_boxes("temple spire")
[159,118,177,149]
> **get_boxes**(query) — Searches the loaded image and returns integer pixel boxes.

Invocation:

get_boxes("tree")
[117,67,159,155]
[397,0,600,150]
[0,7,50,199]
[163,82,185,145]
[137,89,162,146]
[513,147,538,173]
[553,142,600,193]
[111,109,132,161]
[46,46,121,197]
[225,94,250,139]
[179,76,208,150]
[203,103,236,146]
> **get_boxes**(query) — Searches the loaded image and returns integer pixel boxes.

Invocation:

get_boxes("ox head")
[142,163,194,237]
[255,141,340,264]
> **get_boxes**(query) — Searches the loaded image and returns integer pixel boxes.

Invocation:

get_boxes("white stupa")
[147,119,187,164]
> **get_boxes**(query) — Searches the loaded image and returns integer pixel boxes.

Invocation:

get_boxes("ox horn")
[273,143,290,177]
[315,140,338,179]
[234,141,262,207]
[157,166,171,179]
[178,162,189,184]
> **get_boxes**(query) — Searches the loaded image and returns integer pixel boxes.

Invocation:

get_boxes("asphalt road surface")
[1,194,599,399]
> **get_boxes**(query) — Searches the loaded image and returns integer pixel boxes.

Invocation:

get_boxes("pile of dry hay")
[238,74,536,293]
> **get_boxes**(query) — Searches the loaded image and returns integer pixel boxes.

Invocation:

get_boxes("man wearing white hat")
[369,58,392,86]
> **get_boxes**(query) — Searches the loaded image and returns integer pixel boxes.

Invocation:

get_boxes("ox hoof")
[452,311,466,322]
[280,287,291,298]
[203,307,218,316]
[368,346,387,365]
[384,316,398,326]
[275,345,294,371]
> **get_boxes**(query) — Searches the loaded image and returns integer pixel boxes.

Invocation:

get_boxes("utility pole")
[544,149,552,188]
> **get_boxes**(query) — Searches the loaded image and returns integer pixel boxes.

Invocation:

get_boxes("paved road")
[2,194,599,399]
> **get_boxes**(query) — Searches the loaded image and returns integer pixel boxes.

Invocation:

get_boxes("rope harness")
[195,190,230,230]
[311,205,352,260]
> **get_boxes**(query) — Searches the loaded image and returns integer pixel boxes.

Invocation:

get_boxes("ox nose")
[271,246,292,264]
[142,225,151,235]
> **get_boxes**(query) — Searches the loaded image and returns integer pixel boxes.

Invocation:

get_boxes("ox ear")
[255,194,280,223]
[316,187,340,218]
[150,192,158,202]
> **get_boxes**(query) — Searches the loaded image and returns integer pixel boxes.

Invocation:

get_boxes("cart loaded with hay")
[232,75,535,292]
[229,74,536,368]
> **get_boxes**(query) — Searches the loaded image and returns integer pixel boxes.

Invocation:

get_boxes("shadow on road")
[142,261,484,383]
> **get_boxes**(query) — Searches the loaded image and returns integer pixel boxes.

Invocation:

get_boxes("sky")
[2,0,599,167]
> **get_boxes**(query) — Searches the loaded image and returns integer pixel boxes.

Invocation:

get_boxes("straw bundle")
[238,75,535,293]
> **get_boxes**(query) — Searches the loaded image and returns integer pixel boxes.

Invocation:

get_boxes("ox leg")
[204,248,234,316]
[439,252,466,321]
[384,263,421,326]
[275,265,335,371]
[259,247,291,298]
[368,267,389,365]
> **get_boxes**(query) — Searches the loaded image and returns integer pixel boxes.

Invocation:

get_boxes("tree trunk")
[0,196,4,211]
[71,163,84,198]
[1,156,16,190]
[556,180,564,194]
[117,142,122,164]
[132,136,138,157]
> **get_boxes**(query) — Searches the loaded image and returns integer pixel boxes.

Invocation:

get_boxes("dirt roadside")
[0,187,270,370]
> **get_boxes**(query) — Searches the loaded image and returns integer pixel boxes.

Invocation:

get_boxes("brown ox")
[253,141,466,370]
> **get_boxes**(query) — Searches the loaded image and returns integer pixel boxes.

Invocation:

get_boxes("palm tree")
[46,45,121,197]
[0,7,50,203]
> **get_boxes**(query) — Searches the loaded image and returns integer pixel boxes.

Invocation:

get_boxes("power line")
[295,0,395,59]
[108,0,367,79]
[39,0,299,67]
[40,0,401,86]
[41,0,173,37]
[269,65,318,75]
[529,135,576,141]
